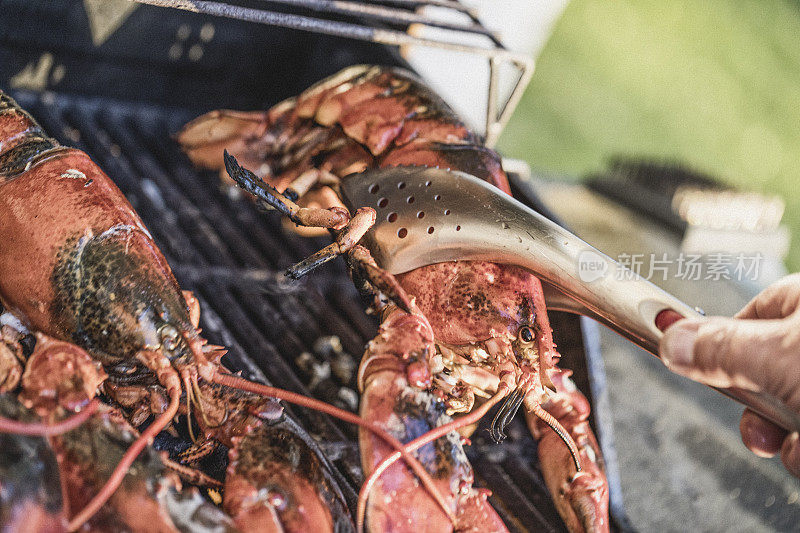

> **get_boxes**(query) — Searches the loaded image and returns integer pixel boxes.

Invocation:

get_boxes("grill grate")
[11,88,628,532]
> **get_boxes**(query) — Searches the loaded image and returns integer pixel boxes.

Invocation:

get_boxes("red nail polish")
[655,309,684,332]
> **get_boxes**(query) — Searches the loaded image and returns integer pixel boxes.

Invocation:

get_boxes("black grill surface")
[7,89,626,532]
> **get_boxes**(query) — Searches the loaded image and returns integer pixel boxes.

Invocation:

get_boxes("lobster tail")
[177,109,270,173]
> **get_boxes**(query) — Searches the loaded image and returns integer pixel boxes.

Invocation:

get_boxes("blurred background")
[409,0,795,285]
[500,0,799,274]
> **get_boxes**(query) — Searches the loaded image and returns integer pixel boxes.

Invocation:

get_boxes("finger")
[736,273,800,320]
[659,317,800,411]
[739,408,787,457]
[780,432,800,478]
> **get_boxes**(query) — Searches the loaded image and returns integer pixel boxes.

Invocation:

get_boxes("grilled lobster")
[0,89,445,532]
[179,65,610,532]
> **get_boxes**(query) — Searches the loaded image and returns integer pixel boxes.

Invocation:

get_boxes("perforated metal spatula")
[340,166,800,432]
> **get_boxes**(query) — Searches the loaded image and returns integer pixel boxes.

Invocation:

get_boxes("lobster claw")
[562,471,609,533]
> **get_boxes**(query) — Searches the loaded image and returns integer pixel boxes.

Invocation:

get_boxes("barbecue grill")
[0,1,631,531]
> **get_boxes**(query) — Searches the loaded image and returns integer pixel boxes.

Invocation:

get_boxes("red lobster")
[0,89,446,532]
[179,65,610,532]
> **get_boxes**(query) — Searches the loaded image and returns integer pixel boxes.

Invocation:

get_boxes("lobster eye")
[159,324,180,351]
[518,325,534,343]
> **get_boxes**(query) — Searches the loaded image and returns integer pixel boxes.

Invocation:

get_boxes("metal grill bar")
[367,0,473,14]
[254,0,495,37]
[130,0,533,147]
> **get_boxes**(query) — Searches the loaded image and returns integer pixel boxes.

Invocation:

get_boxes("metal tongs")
[340,166,800,432]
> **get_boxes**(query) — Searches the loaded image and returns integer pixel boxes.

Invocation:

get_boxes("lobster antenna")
[67,387,181,532]
[530,402,582,472]
[224,152,355,281]
[211,372,458,527]
[0,398,100,436]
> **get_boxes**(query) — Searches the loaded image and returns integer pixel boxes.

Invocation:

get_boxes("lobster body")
[178,66,509,204]
[0,91,356,532]
[180,65,610,532]
[0,100,196,371]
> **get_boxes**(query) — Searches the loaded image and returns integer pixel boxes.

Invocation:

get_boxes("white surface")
[403,0,569,133]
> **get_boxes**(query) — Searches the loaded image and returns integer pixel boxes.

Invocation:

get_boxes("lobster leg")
[223,151,349,231]
[287,206,375,279]
[524,368,609,533]
[178,439,219,464]
[284,167,338,200]
[347,244,413,314]
[224,151,373,275]
[224,152,413,311]
[182,290,201,329]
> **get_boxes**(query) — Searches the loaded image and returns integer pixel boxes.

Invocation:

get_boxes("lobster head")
[397,261,559,396]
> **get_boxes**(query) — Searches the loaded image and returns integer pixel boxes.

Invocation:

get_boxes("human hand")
[659,274,800,478]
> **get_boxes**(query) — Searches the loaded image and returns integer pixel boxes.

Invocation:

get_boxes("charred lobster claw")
[339,165,800,434]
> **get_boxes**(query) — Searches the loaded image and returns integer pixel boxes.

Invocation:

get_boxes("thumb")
[660,317,800,411]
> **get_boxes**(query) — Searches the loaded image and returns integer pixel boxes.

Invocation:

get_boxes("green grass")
[499,0,800,270]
